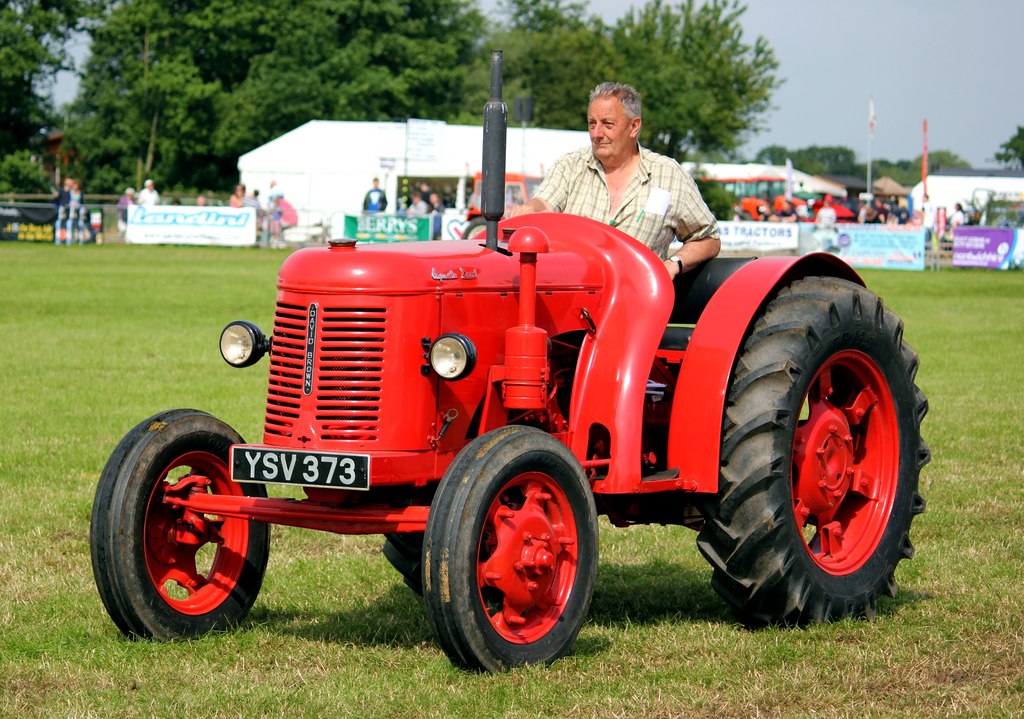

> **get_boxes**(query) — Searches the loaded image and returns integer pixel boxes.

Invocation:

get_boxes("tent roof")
[873,176,910,196]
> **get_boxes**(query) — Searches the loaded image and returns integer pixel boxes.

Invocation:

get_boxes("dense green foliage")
[753,144,972,188]
[1,242,1022,716]
[0,0,105,150]
[995,125,1024,170]
[53,0,777,193]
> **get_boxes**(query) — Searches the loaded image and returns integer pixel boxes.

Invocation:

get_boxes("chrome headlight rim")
[429,333,477,381]
[219,320,270,368]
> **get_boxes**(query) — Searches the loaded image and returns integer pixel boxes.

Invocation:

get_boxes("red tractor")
[90,54,928,672]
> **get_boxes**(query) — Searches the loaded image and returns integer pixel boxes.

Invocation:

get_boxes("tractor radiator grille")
[265,302,387,442]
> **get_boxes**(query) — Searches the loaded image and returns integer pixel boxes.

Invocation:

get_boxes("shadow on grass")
[251,558,734,651]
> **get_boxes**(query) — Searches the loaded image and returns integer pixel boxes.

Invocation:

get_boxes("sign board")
[833,224,927,271]
[717,220,800,253]
[126,205,256,246]
[953,227,1023,269]
[406,119,446,162]
[343,214,432,243]
[1,204,58,242]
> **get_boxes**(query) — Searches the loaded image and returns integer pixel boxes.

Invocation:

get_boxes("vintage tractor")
[90,53,928,672]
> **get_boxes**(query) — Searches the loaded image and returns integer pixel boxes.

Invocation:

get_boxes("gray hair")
[589,82,642,119]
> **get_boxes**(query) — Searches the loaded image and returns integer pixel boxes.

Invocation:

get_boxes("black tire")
[697,276,929,625]
[90,409,271,639]
[382,532,424,595]
[463,216,487,240]
[424,426,598,671]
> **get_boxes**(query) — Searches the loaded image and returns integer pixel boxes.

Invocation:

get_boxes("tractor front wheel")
[698,277,928,625]
[424,426,598,671]
[90,409,270,639]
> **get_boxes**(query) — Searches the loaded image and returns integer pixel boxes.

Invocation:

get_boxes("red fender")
[668,253,864,493]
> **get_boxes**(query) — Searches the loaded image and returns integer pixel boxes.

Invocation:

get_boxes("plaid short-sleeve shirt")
[534,145,719,259]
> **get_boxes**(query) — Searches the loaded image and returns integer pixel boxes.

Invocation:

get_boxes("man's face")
[588,95,640,166]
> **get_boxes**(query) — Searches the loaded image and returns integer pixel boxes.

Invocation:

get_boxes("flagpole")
[867,97,874,197]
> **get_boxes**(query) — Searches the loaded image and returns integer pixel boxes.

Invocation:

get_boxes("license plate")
[230,446,370,490]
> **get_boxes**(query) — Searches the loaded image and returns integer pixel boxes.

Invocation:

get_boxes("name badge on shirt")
[644,187,672,217]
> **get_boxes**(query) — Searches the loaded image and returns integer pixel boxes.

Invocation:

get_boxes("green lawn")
[1,242,1022,718]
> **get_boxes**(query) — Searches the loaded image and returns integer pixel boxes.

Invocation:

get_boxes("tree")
[611,0,779,161]
[0,0,106,152]
[64,0,484,193]
[995,126,1024,170]
[0,150,51,193]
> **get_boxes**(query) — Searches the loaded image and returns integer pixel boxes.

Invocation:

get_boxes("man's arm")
[505,196,553,218]
[664,235,721,278]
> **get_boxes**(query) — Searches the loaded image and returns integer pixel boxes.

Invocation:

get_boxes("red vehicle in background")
[464,172,542,238]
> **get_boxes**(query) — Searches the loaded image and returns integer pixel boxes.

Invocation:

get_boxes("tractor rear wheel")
[424,426,598,671]
[90,409,270,639]
[463,216,487,240]
[697,276,928,625]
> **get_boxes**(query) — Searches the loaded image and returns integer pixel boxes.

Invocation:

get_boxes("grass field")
[1,242,1022,718]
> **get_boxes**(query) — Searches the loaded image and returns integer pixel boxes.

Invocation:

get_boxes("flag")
[869,98,877,138]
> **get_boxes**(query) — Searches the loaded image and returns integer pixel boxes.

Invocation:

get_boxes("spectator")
[864,196,888,224]
[770,199,797,222]
[418,181,432,205]
[407,193,430,218]
[116,187,135,236]
[67,178,84,244]
[137,179,161,206]
[815,195,838,230]
[949,203,966,231]
[53,177,72,245]
[363,178,388,213]
[229,184,245,208]
[429,191,444,239]
[196,194,208,206]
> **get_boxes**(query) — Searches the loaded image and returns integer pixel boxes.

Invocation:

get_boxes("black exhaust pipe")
[481,50,507,250]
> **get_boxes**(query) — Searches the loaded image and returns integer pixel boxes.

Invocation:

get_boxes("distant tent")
[873,176,910,197]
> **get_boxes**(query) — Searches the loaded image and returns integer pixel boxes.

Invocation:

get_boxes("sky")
[54,0,1022,169]
[478,0,1023,169]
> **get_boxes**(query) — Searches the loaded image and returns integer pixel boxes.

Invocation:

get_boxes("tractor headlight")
[429,334,476,380]
[220,321,270,368]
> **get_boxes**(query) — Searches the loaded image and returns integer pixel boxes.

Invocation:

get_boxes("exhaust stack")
[481,50,508,250]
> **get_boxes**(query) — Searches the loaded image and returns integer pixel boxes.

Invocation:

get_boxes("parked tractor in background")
[90,52,928,672]
[463,171,542,239]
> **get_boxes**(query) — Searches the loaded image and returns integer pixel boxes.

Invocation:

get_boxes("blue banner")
[832,224,927,271]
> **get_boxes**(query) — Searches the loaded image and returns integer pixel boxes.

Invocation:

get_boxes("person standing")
[137,179,161,206]
[116,187,135,237]
[507,81,719,278]
[363,178,388,213]
[53,177,72,245]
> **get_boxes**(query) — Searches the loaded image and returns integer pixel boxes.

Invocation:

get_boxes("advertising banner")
[833,224,927,271]
[952,227,1022,269]
[717,220,799,253]
[126,205,256,246]
[0,203,58,242]
[343,214,432,243]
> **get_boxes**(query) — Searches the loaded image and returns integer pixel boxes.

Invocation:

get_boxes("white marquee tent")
[237,119,588,239]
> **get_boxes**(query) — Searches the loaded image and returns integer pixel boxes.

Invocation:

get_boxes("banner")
[126,205,256,246]
[717,220,800,253]
[952,227,1022,269]
[0,203,58,242]
[833,224,926,271]
[343,214,432,243]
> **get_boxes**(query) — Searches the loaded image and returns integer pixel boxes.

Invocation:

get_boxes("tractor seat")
[659,325,694,351]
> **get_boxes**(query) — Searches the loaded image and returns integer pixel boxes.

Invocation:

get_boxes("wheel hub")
[794,405,855,519]
[480,481,576,634]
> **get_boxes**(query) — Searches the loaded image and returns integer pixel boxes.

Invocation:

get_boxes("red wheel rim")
[792,350,899,574]
[143,451,251,615]
[477,471,579,643]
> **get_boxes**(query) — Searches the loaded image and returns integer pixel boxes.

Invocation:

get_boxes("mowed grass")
[1,242,1022,718]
